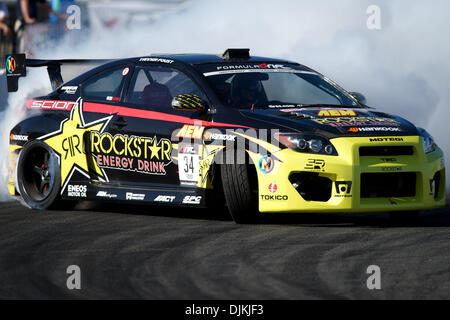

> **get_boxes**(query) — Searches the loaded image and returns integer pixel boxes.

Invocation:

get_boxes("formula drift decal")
[39,98,112,192]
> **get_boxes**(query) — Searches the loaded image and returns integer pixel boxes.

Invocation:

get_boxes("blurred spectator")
[0,2,10,39]
[17,0,48,24]
[14,0,50,54]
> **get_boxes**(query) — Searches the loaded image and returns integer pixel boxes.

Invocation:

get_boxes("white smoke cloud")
[1,0,449,199]
[0,69,50,200]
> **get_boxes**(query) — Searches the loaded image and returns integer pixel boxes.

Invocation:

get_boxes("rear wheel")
[221,163,259,224]
[16,141,61,210]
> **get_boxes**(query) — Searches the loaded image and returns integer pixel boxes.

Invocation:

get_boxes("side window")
[126,65,207,109]
[82,66,130,101]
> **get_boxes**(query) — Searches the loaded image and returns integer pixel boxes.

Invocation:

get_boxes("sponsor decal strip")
[203,69,316,77]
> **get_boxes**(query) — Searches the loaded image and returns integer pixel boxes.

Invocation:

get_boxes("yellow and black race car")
[5,49,446,223]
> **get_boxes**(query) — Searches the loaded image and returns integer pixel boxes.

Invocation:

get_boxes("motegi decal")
[90,132,172,175]
[370,137,404,142]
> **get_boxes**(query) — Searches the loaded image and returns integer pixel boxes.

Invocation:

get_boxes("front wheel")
[221,163,259,224]
[16,140,61,210]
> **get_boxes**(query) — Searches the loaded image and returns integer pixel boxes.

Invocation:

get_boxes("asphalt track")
[1,198,450,300]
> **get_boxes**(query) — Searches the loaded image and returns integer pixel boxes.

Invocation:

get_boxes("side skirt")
[61,181,207,208]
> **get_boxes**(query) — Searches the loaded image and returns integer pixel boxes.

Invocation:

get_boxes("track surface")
[1,199,450,299]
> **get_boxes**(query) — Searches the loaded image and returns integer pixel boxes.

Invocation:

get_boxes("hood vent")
[371,111,394,118]
[277,112,314,120]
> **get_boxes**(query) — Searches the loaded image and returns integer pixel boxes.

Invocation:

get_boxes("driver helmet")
[230,74,264,107]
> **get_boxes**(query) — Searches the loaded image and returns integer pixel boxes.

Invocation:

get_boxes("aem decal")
[176,125,205,140]
[318,110,356,117]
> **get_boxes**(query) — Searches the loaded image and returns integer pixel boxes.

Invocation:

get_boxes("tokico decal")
[260,194,288,201]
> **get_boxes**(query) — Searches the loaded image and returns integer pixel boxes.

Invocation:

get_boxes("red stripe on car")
[26,100,252,128]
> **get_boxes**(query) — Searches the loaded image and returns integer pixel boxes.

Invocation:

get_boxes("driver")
[230,74,267,108]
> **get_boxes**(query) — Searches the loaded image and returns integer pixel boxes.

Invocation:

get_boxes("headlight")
[418,128,436,154]
[275,133,338,156]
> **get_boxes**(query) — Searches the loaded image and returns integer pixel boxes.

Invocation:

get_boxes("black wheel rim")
[22,147,56,202]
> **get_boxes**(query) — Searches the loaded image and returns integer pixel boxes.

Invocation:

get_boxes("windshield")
[203,67,359,109]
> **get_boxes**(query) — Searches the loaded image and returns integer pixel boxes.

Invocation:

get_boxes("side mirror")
[349,92,367,105]
[172,94,208,112]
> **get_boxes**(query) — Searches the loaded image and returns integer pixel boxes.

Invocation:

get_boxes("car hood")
[239,107,419,138]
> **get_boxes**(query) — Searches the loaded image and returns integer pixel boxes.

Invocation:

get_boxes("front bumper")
[253,136,446,213]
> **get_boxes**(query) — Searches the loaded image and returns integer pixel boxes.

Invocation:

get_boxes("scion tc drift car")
[5,49,446,223]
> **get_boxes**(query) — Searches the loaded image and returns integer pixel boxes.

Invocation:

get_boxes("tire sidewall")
[16,140,61,210]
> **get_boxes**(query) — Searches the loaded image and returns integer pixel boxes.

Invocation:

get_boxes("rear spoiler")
[4,54,111,92]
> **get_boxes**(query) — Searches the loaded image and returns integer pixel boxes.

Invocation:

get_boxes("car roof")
[59,52,308,89]
[143,53,297,65]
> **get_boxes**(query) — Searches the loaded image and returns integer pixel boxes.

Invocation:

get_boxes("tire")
[389,211,419,225]
[16,140,61,210]
[204,164,227,214]
[221,163,259,224]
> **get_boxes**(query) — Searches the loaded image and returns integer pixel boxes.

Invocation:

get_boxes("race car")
[5,49,446,223]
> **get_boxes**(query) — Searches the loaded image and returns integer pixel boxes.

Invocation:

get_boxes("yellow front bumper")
[252,136,446,213]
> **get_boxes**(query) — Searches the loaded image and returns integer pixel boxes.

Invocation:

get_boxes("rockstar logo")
[39,98,112,192]
[148,138,162,160]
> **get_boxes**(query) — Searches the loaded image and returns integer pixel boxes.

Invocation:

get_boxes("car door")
[96,63,210,188]
[79,64,134,185]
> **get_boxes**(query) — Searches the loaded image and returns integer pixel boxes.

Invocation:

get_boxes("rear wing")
[4,54,111,92]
